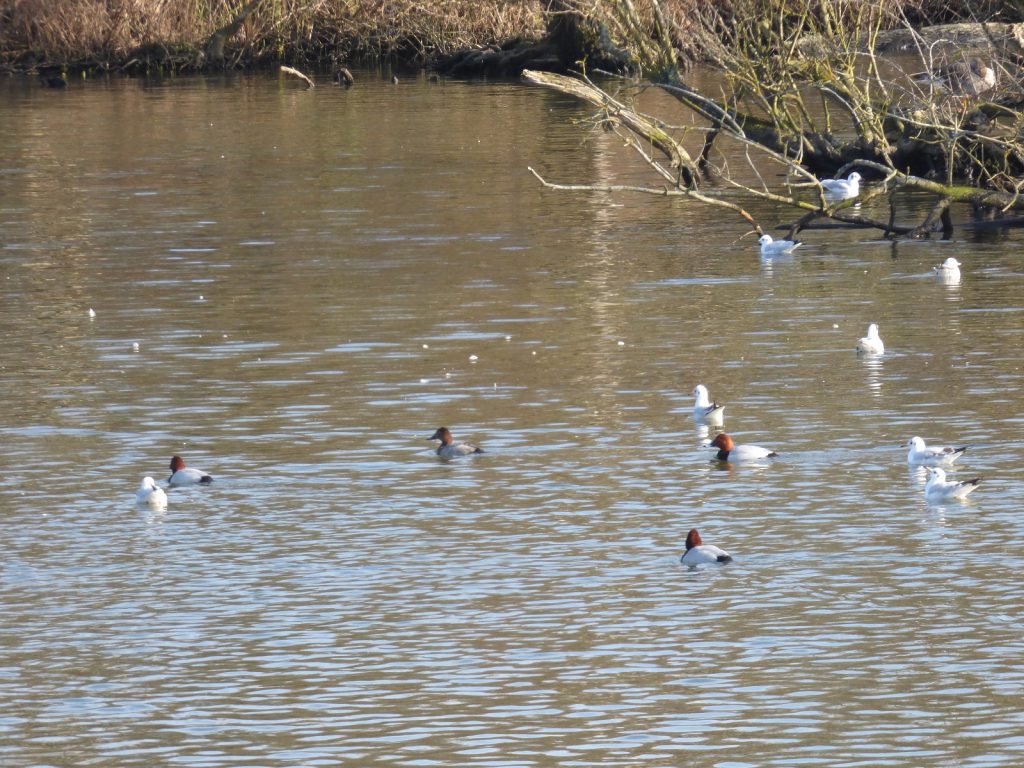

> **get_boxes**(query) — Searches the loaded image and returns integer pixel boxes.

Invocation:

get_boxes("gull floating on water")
[907,436,967,467]
[692,384,725,425]
[168,456,213,486]
[925,466,981,502]
[681,528,733,566]
[136,477,168,509]
[934,257,961,284]
[856,323,885,355]
[428,426,484,458]
[710,432,778,462]
[820,171,861,200]
[759,234,801,257]
[915,57,996,96]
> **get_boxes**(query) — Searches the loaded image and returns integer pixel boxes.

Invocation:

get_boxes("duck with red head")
[168,455,213,486]
[681,528,733,566]
[709,433,778,463]
[428,427,484,459]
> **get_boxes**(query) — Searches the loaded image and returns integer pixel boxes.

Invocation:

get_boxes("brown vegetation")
[0,0,1019,75]
[526,0,1024,238]
[0,0,546,73]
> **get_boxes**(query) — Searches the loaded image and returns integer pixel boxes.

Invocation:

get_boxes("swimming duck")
[856,323,885,355]
[136,477,168,509]
[681,528,733,566]
[709,432,778,462]
[906,436,967,467]
[924,467,980,502]
[820,171,861,200]
[692,384,725,425]
[168,456,213,486]
[428,427,484,458]
[758,234,801,256]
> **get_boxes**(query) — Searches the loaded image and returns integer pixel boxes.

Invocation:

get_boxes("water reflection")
[860,352,885,397]
[1,73,1024,768]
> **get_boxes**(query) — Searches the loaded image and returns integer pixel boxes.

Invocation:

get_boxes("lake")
[1,68,1023,767]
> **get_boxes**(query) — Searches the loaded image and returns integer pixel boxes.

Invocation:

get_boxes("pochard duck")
[906,436,967,467]
[856,323,885,355]
[681,528,733,566]
[168,456,213,486]
[758,234,801,257]
[925,467,981,502]
[709,432,778,462]
[428,427,484,458]
[136,477,168,509]
[692,384,725,425]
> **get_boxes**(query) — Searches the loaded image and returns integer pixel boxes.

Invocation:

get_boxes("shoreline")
[0,0,548,78]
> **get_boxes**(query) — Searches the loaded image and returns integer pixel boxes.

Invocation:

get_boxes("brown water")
[1,69,1023,768]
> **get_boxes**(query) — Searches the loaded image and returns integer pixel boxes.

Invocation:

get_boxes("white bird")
[856,323,885,355]
[820,171,861,200]
[136,477,168,509]
[710,433,778,462]
[906,436,967,467]
[692,384,725,425]
[758,234,801,257]
[428,426,484,458]
[168,455,213,486]
[681,528,733,566]
[925,467,981,502]
[934,257,961,284]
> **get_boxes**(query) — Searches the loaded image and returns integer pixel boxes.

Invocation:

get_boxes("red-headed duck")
[924,467,980,502]
[692,384,725,425]
[136,477,168,509]
[681,528,732,566]
[709,433,778,462]
[428,427,484,458]
[906,436,967,467]
[168,456,213,486]
[856,323,885,355]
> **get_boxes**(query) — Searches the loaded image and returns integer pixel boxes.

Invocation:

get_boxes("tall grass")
[0,0,1014,72]
[0,0,547,70]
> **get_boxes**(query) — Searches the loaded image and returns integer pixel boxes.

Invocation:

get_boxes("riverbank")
[0,0,548,76]
[1,0,1018,79]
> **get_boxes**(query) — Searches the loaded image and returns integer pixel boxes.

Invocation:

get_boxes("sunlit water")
[1,70,1023,767]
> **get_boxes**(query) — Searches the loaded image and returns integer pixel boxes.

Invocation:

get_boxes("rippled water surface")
[2,70,1023,767]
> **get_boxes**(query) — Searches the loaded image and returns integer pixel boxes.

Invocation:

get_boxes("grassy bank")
[0,0,547,74]
[1,0,1017,76]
